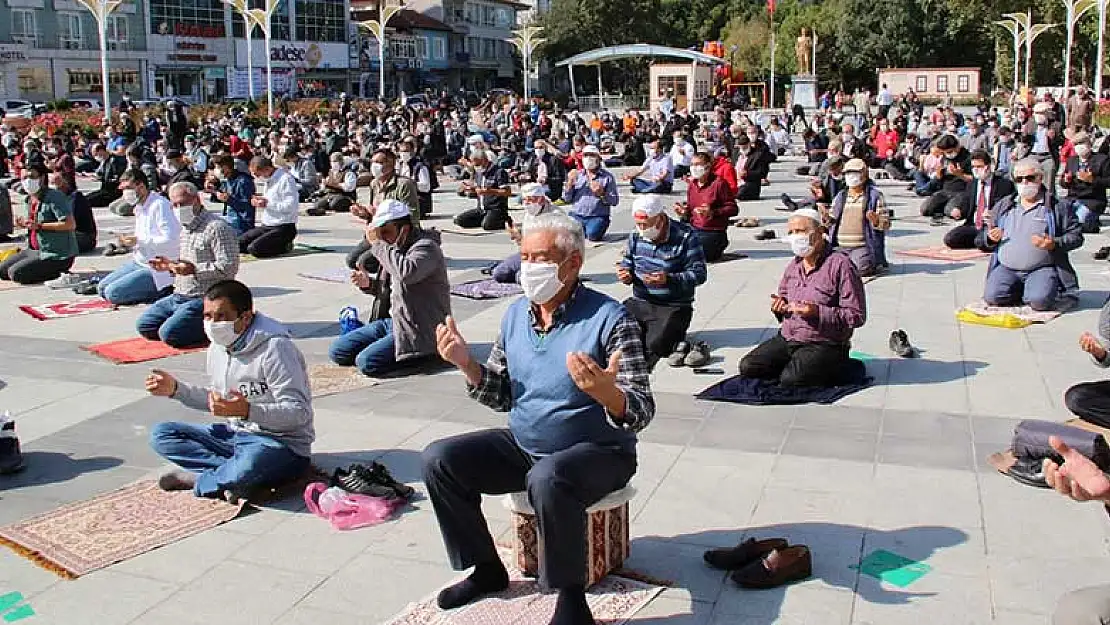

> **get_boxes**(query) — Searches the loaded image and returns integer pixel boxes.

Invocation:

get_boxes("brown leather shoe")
[730,545,812,589]
[703,537,789,571]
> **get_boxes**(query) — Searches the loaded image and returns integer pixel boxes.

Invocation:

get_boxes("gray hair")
[168,181,200,200]
[1012,158,1043,177]
[522,211,586,258]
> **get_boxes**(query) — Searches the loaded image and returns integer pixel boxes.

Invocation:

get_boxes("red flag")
[767,0,775,14]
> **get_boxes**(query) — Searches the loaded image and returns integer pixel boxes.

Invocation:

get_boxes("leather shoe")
[730,545,812,589]
[1095,246,1110,261]
[703,537,788,571]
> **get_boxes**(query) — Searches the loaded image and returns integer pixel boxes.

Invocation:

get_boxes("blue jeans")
[224,210,255,237]
[984,264,1061,311]
[1074,200,1106,233]
[630,178,673,194]
[136,294,206,348]
[98,260,165,305]
[492,252,521,284]
[570,213,610,242]
[150,422,309,498]
[911,170,940,197]
[328,318,397,376]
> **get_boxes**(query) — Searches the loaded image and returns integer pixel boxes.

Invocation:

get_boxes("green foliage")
[46,100,72,112]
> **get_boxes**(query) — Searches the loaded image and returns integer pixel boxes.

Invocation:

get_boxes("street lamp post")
[74,0,123,115]
[996,17,1024,97]
[358,0,404,101]
[509,25,544,102]
[1062,0,1097,93]
[224,0,260,103]
[246,0,282,119]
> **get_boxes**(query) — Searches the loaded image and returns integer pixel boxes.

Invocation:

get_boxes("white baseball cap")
[370,199,411,228]
[791,208,823,224]
[582,145,601,156]
[520,182,549,199]
[632,194,666,218]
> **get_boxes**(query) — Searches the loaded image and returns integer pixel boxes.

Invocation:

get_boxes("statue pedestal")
[791,75,818,109]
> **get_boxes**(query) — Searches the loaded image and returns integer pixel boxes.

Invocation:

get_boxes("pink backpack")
[304,482,402,530]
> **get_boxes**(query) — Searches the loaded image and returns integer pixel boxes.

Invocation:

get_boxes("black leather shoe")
[1095,247,1110,261]
[703,537,788,570]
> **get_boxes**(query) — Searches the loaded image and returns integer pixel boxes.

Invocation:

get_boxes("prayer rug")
[308,363,380,398]
[0,480,244,578]
[696,359,873,405]
[382,551,664,625]
[0,280,26,292]
[437,227,499,237]
[18,298,116,321]
[241,243,335,263]
[450,278,523,300]
[1066,418,1110,440]
[895,246,990,262]
[957,299,1077,327]
[297,267,353,284]
[83,337,207,364]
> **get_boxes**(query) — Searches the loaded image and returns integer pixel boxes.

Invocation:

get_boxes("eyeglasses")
[1013,174,1040,183]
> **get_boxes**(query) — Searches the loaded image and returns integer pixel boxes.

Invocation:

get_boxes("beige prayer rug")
[0,480,244,578]
[308,363,380,398]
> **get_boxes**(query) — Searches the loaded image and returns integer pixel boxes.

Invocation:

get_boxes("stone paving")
[2,154,1109,624]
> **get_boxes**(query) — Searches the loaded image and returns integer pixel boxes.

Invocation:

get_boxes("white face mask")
[203,319,241,347]
[398,151,412,161]
[583,157,599,170]
[1018,182,1040,200]
[524,201,547,217]
[177,205,197,225]
[122,189,139,205]
[1076,144,1093,159]
[689,165,707,179]
[370,163,385,179]
[973,167,992,181]
[519,261,564,304]
[21,178,41,195]
[1034,114,1047,125]
[787,232,815,258]
[844,173,864,188]
[638,224,662,240]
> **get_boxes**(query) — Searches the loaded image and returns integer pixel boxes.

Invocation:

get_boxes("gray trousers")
[1056,586,1110,624]
[421,428,636,589]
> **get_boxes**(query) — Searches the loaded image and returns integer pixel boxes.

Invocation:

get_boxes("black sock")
[549,586,595,625]
[436,561,509,610]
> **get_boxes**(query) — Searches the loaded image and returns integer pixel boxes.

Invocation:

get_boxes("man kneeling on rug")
[145,280,314,502]
[423,212,654,625]
[738,209,867,387]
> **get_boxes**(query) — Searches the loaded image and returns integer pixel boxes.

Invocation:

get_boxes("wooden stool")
[504,485,635,587]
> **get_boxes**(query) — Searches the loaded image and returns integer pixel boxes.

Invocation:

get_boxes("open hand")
[616,266,633,285]
[642,271,667,287]
[987,227,1004,243]
[567,350,621,397]
[1077,170,1095,183]
[789,301,818,319]
[209,389,250,418]
[436,316,471,369]
[170,260,196,276]
[250,196,268,208]
[1032,234,1055,250]
[351,203,370,219]
[1044,436,1110,503]
[770,294,790,314]
[144,369,177,397]
[351,270,372,289]
[1080,332,1108,361]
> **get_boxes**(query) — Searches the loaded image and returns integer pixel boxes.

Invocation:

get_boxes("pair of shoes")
[0,416,25,474]
[929,215,946,227]
[888,329,915,358]
[703,537,787,570]
[779,194,798,211]
[731,545,813,589]
[736,217,761,228]
[73,277,100,296]
[305,207,327,217]
[754,229,776,241]
[45,272,83,290]
[332,462,415,500]
[157,470,197,491]
[1094,246,1110,261]
[667,341,711,368]
[103,243,129,257]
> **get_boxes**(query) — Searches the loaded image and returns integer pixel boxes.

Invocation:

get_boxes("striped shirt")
[619,218,708,306]
[177,209,240,298]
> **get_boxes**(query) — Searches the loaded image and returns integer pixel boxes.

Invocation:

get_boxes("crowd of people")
[1,82,1110,624]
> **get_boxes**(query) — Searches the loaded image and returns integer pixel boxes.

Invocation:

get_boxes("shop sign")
[0,44,28,63]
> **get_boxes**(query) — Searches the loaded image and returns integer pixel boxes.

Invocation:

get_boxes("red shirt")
[713,156,738,197]
[871,130,900,159]
[685,174,738,231]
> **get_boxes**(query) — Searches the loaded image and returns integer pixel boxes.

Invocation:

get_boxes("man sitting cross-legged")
[976,158,1082,312]
[618,194,707,369]
[328,199,451,377]
[138,182,240,348]
[738,209,867,387]
[423,212,654,625]
[146,280,314,502]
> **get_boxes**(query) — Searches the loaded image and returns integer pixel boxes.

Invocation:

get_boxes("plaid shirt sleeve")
[192,221,240,290]
[606,313,655,433]
[467,334,513,412]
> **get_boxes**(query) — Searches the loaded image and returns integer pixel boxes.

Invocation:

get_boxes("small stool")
[504,485,636,587]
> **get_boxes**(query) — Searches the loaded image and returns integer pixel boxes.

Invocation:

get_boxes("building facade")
[0,0,354,104]
[876,67,982,100]
[404,0,524,92]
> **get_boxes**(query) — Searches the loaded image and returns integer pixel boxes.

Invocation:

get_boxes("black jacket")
[956,173,1016,226]
[1062,153,1110,203]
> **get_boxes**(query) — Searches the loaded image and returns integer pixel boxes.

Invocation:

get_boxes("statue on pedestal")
[795,28,813,76]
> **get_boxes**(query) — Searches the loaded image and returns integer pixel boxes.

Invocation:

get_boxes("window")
[464,3,478,24]
[481,6,496,26]
[296,0,345,42]
[59,12,84,50]
[11,9,38,47]
[18,68,49,93]
[915,75,927,92]
[483,38,496,59]
[497,8,511,26]
[151,0,226,37]
[392,37,416,59]
[432,38,446,60]
[657,76,687,97]
[416,36,429,59]
[957,74,970,93]
[936,75,949,92]
[67,69,139,95]
[107,15,129,51]
[231,0,290,40]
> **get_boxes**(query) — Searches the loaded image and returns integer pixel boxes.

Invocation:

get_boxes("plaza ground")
[1,155,1108,624]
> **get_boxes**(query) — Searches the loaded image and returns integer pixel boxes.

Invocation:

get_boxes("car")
[403,94,430,110]
[1,99,32,112]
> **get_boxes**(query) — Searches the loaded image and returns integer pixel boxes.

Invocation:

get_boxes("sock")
[549,586,595,625]
[436,561,509,610]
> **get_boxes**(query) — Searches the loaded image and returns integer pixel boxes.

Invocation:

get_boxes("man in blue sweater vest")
[423,212,655,625]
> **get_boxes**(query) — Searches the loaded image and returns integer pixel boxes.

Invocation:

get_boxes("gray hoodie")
[172,313,315,457]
